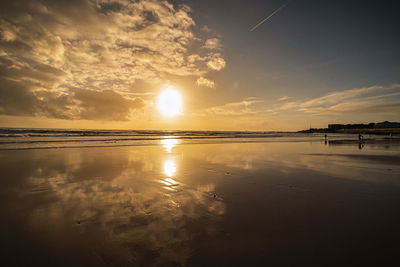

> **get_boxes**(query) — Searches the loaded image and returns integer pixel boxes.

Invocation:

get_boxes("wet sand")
[0,139,399,266]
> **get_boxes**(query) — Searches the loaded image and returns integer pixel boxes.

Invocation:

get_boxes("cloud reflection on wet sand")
[0,147,225,266]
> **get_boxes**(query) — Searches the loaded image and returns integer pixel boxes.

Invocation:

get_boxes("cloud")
[272,84,400,115]
[299,84,399,109]
[206,98,263,116]
[0,0,226,121]
[196,77,215,88]
[0,78,40,116]
[302,101,400,115]
[207,56,226,71]
[0,76,144,120]
[201,25,212,32]
[278,96,290,101]
[74,89,145,120]
[203,38,221,50]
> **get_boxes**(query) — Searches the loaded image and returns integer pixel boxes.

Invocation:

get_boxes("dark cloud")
[0,77,144,120]
[0,76,73,119]
[74,89,145,121]
[35,90,75,119]
[99,1,123,14]
[0,78,38,115]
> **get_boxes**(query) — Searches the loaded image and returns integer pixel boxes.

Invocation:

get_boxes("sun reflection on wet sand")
[163,159,176,177]
[161,138,179,153]
[160,158,179,191]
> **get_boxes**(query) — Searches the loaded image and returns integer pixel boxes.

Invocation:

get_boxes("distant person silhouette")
[358,142,364,150]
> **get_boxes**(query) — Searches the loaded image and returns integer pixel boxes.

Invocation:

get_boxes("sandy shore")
[307,153,400,165]
[0,139,399,266]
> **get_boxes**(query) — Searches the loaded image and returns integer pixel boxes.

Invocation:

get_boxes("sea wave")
[0,128,286,138]
[0,128,367,150]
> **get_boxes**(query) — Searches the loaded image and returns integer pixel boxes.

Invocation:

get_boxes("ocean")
[0,128,388,150]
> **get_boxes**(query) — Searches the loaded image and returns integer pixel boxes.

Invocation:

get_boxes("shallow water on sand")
[0,137,399,266]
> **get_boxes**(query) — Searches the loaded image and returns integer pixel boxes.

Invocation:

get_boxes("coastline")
[299,128,400,135]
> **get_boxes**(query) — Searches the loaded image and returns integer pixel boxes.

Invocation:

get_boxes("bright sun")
[157,88,183,117]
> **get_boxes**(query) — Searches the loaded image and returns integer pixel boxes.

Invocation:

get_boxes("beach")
[0,131,399,266]
[2,0,399,265]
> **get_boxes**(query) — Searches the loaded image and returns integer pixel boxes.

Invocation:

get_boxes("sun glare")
[163,159,176,177]
[158,88,183,117]
[161,138,179,153]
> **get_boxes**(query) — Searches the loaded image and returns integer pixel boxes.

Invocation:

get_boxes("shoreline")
[299,128,400,135]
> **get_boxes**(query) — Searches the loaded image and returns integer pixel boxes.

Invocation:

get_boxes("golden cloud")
[0,0,226,121]
[196,77,215,88]
[207,56,226,71]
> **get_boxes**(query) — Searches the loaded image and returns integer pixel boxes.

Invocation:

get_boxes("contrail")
[250,1,290,32]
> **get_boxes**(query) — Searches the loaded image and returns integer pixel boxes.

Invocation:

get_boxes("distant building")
[328,124,344,130]
[375,121,400,128]
[328,123,375,130]
[328,121,399,130]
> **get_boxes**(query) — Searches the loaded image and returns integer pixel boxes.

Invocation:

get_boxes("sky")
[0,0,399,131]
